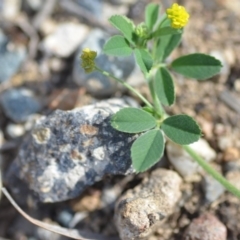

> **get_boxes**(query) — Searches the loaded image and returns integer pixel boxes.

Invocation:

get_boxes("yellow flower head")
[166,3,190,29]
[80,48,97,73]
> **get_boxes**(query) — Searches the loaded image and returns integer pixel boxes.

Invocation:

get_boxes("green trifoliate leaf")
[171,53,222,80]
[109,15,135,44]
[103,36,132,56]
[155,67,175,106]
[134,49,153,74]
[111,107,157,133]
[145,3,159,30]
[152,26,182,37]
[161,115,201,145]
[131,129,165,172]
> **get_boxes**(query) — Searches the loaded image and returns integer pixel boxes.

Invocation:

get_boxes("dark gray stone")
[0,30,26,83]
[7,98,138,202]
[73,29,136,97]
[0,88,42,122]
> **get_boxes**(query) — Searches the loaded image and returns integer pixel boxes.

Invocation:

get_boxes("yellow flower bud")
[166,3,190,29]
[135,23,149,38]
[80,48,97,73]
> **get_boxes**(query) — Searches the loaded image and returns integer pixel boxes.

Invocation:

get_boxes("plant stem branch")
[148,77,164,118]
[95,64,240,199]
[95,67,153,109]
[183,145,240,198]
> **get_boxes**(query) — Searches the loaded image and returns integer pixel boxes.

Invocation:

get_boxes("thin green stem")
[159,16,168,28]
[183,145,240,198]
[95,67,153,109]
[148,77,164,118]
[152,63,167,69]
[152,39,158,61]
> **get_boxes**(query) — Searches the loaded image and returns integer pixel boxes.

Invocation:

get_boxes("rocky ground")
[1,0,240,239]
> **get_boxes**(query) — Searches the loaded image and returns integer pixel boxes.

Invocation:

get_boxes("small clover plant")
[80,4,240,198]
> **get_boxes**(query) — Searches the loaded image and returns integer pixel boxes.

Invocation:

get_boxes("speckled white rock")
[166,138,216,178]
[115,169,182,240]
[7,98,139,202]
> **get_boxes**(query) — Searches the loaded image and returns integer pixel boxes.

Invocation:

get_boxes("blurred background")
[1,0,240,239]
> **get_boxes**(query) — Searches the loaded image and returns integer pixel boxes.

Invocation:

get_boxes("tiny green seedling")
[80,3,240,198]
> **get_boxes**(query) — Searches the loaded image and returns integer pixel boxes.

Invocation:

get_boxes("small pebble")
[202,174,225,203]
[101,185,121,209]
[226,171,240,190]
[0,88,42,122]
[183,213,227,240]
[223,147,240,162]
[210,50,229,75]
[0,31,26,83]
[167,138,216,178]
[223,160,240,172]
[56,210,74,227]
[35,221,62,240]
[234,79,240,93]
[1,0,21,20]
[218,136,234,151]
[71,191,101,212]
[41,23,89,57]
[6,123,25,138]
[24,114,42,132]
[68,212,88,228]
[115,169,182,240]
